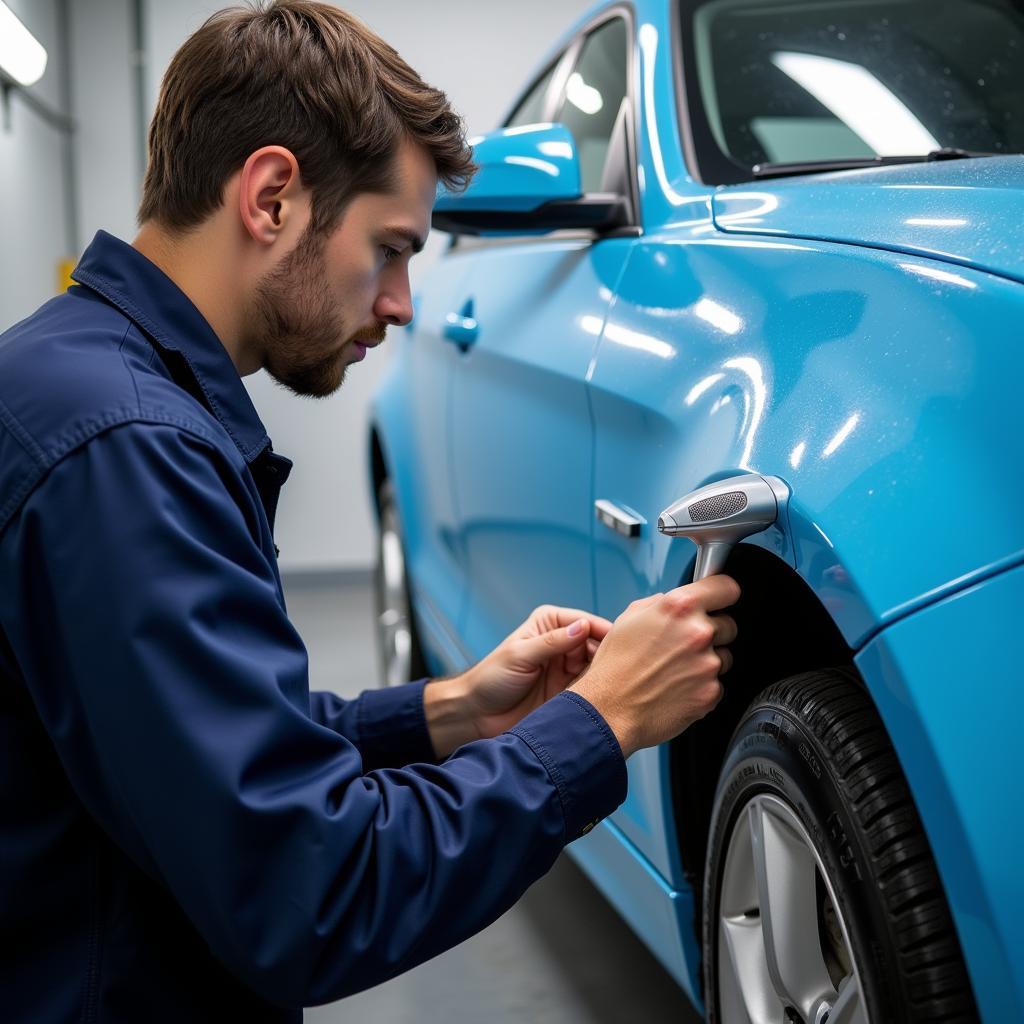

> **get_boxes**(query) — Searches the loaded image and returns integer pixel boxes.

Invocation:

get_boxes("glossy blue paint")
[570,815,703,1007]
[433,123,582,214]
[854,563,1024,1020]
[371,0,1024,1015]
[370,256,473,663]
[448,236,633,656]
[596,232,1024,651]
[712,155,1024,286]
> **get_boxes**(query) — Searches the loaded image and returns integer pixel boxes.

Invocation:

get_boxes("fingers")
[661,574,741,614]
[563,645,588,680]
[623,592,664,616]
[710,613,738,647]
[526,606,613,641]
[715,645,734,675]
[570,637,601,676]
[517,619,591,665]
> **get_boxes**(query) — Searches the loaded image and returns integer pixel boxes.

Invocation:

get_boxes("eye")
[382,245,401,264]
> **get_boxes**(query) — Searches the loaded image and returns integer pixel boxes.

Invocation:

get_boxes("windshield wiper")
[751,148,1002,180]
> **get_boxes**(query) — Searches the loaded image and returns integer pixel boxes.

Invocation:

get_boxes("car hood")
[710,155,1024,285]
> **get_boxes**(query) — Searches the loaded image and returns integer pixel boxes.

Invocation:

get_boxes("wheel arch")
[368,423,387,519]
[667,544,855,915]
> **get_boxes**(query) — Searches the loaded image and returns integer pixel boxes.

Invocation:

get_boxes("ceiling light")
[0,2,47,87]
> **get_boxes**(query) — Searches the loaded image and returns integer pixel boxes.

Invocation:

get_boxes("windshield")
[682,0,1024,182]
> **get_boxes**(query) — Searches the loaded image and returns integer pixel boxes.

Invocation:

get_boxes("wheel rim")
[717,794,868,1024]
[378,500,412,687]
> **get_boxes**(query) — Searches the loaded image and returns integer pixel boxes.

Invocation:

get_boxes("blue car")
[369,0,1023,1019]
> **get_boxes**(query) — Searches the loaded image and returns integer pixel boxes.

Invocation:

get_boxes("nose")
[374,272,414,327]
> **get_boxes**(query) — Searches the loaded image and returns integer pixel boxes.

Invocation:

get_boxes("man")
[0,3,739,1021]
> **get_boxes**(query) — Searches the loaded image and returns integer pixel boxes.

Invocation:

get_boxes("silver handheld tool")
[658,473,788,580]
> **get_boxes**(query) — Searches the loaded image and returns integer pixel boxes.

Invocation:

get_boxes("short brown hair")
[138,1,475,232]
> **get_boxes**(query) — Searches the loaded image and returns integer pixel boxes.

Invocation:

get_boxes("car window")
[688,0,1024,179]
[554,17,629,193]
[507,58,561,128]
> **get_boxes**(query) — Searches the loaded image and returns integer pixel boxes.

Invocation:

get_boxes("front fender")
[855,560,1024,1022]
[596,232,1024,651]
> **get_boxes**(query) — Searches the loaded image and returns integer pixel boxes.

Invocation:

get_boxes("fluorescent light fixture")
[771,52,938,155]
[0,2,47,87]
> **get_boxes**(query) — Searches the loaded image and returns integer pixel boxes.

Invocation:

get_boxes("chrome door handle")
[595,499,646,538]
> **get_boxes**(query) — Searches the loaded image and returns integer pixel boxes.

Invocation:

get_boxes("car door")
[447,12,638,657]
[394,256,476,660]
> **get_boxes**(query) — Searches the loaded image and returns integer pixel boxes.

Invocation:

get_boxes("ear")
[238,146,306,245]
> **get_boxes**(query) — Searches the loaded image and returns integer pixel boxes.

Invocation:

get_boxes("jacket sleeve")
[0,422,627,1009]
[308,682,440,771]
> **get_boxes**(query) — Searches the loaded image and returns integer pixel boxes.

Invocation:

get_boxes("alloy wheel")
[376,490,413,687]
[717,794,867,1024]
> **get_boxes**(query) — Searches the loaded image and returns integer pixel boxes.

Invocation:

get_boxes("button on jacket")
[0,231,627,1022]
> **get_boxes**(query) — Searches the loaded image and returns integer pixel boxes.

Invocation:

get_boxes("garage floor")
[283,572,702,1024]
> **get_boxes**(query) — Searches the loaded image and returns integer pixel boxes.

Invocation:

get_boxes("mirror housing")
[432,123,630,236]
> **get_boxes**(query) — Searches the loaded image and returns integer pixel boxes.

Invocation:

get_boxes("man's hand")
[423,605,612,758]
[570,576,740,759]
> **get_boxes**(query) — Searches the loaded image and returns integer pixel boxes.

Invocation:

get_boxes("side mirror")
[432,123,630,236]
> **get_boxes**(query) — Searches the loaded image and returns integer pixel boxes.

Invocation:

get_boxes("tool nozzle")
[658,473,788,580]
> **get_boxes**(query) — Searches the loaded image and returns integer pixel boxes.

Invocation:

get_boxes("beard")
[251,227,385,398]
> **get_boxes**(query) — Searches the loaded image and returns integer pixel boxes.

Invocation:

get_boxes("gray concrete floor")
[283,572,702,1024]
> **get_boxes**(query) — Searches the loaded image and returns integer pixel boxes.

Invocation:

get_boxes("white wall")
[69,0,138,245]
[0,0,72,327]
[71,0,596,572]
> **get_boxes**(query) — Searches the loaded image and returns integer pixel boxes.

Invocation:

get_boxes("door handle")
[443,299,478,351]
[595,499,646,538]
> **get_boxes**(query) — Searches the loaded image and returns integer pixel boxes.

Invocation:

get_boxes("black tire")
[702,668,978,1023]
[374,478,427,687]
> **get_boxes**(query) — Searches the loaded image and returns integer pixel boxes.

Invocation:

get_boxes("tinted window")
[554,18,629,192]
[688,0,1024,176]
[507,59,560,128]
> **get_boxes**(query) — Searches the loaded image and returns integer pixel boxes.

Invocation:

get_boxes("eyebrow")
[383,226,426,254]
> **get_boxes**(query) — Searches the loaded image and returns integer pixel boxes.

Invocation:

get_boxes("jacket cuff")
[356,678,436,769]
[509,690,627,842]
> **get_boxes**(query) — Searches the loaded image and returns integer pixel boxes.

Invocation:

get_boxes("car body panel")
[711,155,1024,287]
[371,0,1023,1016]
[448,237,635,655]
[855,561,1024,1021]
[571,814,703,1004]
[590,229,1024,911]
[594,231,1024,654]
[371,261,475,670]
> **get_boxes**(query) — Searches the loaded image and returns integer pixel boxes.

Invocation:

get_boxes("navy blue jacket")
[0,232,627,1021]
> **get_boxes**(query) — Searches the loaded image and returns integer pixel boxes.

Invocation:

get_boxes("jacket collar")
[71,230,271,463]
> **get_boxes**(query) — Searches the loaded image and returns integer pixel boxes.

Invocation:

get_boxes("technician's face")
[254,138,435,397]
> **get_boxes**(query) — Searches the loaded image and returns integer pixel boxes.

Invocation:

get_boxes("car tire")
[374,478,427,687]
[702,667,978,1023]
